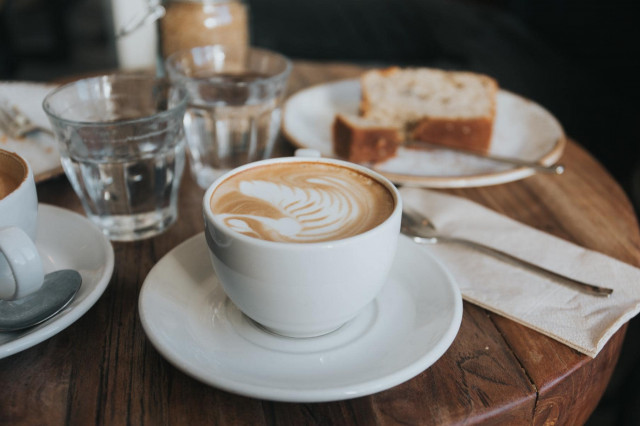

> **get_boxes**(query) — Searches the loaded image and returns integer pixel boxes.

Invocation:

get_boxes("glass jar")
[159,0,249,60]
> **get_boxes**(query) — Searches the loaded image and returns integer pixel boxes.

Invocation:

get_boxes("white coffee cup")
[203,155,402,337]
[0,149,44,300]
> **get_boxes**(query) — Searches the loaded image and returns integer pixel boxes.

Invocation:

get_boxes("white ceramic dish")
[282,79,566,188]
[139,233,462,402]
[0,204,114,359]
[0,82,62,182]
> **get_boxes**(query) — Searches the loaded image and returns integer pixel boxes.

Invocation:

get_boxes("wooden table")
[1,61,638,425]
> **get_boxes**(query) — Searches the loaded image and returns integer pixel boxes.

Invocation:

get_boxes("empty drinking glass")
[43,75,188,241]
[165,45,292,189]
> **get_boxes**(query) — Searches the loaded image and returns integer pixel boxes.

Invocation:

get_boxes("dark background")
[1,0,639,423]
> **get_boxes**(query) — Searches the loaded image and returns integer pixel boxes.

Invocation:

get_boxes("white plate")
[282,79,566,188]
[0,204,114,359]
[0,82,62,182]
[139,233,462,402]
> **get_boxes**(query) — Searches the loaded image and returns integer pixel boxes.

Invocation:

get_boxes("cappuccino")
[210,162,395,243]
[0,150,26,199]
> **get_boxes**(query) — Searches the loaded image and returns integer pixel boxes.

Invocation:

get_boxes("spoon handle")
[405,141,565,174]
[414,235,613,297]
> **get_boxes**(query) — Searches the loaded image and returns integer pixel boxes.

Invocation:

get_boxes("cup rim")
[202,156,402,248]
[165,45,293,88]
[42,74,189,128]
[0,149,30,199]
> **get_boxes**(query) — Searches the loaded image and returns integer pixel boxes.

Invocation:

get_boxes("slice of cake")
[332,113,402,164]
[359,67,498,153]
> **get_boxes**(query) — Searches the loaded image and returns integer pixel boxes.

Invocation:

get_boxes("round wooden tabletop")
[0,61,637,425]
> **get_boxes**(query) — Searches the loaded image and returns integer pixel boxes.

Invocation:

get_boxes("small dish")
[0,204,114,359]
[282,79,566,188]
[139,233,462,402]
[0,82,62,182]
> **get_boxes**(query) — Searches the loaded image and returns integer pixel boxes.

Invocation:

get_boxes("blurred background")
[1,0,638,423]
[1,0,638,208]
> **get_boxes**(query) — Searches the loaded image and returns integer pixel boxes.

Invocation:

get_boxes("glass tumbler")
[43,75,188,241]
[165,45,292,189]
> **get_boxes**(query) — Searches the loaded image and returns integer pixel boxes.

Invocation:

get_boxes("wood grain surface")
[0,61,637,425]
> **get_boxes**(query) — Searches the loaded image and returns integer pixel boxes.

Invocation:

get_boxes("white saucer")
[139,234,462,402]
[0,204,114,359]
[282,79,566,188]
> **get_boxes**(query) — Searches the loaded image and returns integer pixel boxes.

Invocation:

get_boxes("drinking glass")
[165,45,292,189]
[43,74,188,241]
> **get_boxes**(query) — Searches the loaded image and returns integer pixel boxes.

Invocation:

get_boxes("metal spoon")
[400,207,613,297]
[0,270,82,332]
[405,140,565,175]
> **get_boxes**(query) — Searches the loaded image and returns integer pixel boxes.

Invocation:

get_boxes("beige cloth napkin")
[400,187,640,357]
[0,82,60,178]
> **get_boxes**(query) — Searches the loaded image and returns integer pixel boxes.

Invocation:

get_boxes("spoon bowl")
[0,269,82,332]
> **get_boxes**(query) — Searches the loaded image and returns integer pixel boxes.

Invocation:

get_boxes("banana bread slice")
[332,113,402,163]
[360,67,498,153]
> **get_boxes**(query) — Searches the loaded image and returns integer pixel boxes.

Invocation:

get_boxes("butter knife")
[405,140,565,175]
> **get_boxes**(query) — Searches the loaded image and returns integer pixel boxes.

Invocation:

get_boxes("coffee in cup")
[203,156,401,337]
[209,161,395,243]
[0,157,24,199]
[0,149,45,300]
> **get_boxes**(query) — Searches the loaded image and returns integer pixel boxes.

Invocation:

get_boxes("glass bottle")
[159,0,249,60]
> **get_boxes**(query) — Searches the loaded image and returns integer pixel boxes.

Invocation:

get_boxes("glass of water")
[43,74,188,241]
[165,45,292,189]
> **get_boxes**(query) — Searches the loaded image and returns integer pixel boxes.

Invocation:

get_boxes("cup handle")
[0,226,44,300]
[294,149,322,158]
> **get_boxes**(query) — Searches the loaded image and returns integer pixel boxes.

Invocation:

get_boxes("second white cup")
[0,149,44,300]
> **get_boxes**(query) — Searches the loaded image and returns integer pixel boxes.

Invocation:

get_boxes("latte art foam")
[210,162,395,243]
